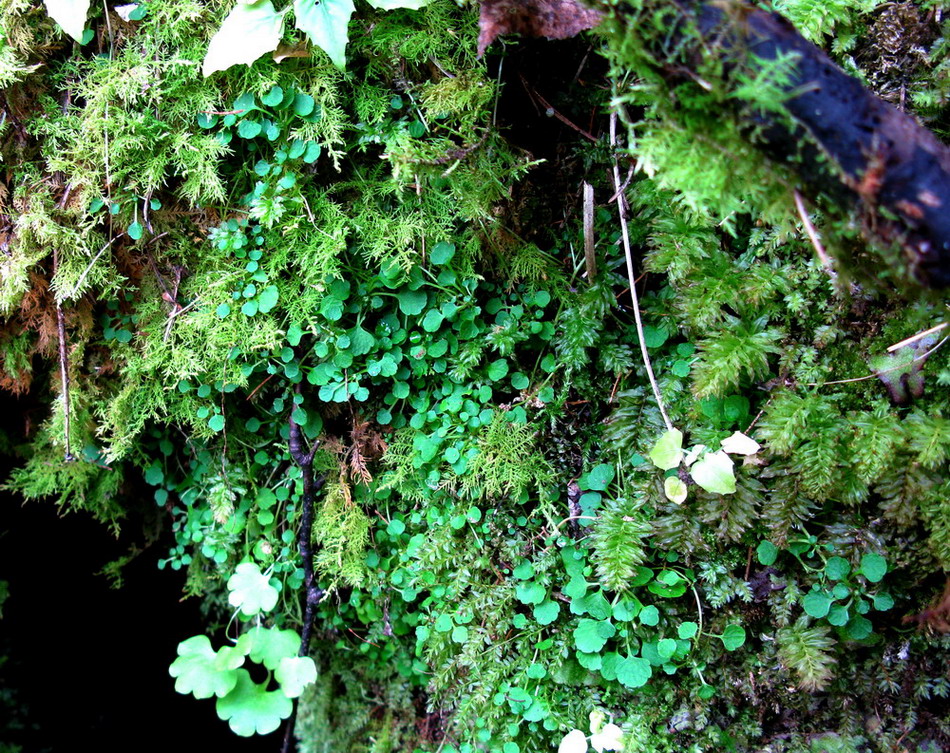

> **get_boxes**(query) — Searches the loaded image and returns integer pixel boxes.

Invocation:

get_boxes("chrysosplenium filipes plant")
[170,563,317,736]
[3,0,950,750]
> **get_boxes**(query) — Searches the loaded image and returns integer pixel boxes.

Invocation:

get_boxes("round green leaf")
[824,556,851,581]
[649,429,683,470]
[690,450,736,495]
[756,540,778,566]
[430,241,455,264]
[487,359,509,381]
[720,624,746,651]
[615,655,652,688]
[872,592,894,611]
[802,591,832,619]
[532,599,560,625]
[677,621,698,639]
[657,638,677,659]
[859,553,887,583]
[639,605,660,626]
[215,670,293,737]
[664,476,688,504]
[293,93,316,117]
[573,618,616,653]
[397,289,427,315]
[515,581,546,605]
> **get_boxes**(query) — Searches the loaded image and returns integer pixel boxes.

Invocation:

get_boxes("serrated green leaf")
[43,0,91,41]
[649,429,683,470]
[227,562,279,616]
[293,0,354,69]
[275,656,317,697]
[215,670,293,736]
[202,0,286,77]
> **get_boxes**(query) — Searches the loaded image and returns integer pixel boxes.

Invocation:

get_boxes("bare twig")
[53,249,74,462]
[806,335,950,387]
[69,236,118,298]
[521,74,599,143]
[793,189,836,279]
[610,112,674,432]
[887,323,948,352]
[582,181,596,280]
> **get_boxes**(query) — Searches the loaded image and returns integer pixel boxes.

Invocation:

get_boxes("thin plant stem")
[609,111,674,432]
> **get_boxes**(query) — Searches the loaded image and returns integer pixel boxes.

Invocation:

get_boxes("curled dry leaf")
[477,0,603,56]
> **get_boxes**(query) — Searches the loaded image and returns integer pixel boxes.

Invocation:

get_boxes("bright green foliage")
[169,636,245,699]
[4,0,950,750]
[227,562,279,616]
[216,670,294,736]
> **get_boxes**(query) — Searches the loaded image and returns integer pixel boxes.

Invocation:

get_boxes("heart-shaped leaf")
[203,0,286,77]
[690,450,736,494]
[294,0,355,69]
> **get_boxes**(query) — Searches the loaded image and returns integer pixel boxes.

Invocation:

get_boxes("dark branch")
[281,412,325,753]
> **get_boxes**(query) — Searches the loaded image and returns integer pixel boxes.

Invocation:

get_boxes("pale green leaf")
[169,635,244,699]
[43,0,91,42]
[664,476,688,504]
[690,450,736,494]
[215,670,293,736]
[227,562,279,616]
[649,429,683,470]
[558,730,588,753]
[720,431,761,455]
[241,626,301,669]
[275,656,317,697]
[293,0,355,69]
[203,0,286,77]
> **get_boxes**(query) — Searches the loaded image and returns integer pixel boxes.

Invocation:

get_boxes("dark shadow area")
[0,494,274,751]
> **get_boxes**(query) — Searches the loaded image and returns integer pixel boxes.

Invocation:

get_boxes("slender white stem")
[610,112,673,432]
